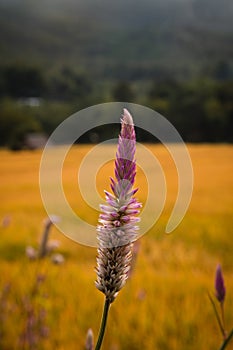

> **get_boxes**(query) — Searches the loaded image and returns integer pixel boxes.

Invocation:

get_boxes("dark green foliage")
[147,79,233,142]
[0,0,232,148]
[0,77,233,148]
[112,81,135,102]
[0,99,41,150]
[1,65,46,98]
[46,67,92,102]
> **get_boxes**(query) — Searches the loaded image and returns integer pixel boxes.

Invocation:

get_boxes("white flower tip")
[51,253,65,264]
[26,246,37,260]
[122,108,134,125]
[47,240,60,252]
[85,328,94,350]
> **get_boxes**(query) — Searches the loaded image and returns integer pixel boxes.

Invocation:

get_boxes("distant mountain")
[0,0,232,79]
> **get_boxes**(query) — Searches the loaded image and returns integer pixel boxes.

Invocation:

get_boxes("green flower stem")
[219,328,233,350]
[220,302,226,335]
[95,298,111,350]
[208,293,225,338]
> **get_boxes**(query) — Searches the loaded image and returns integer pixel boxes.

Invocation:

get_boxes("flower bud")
[215,264,226,303]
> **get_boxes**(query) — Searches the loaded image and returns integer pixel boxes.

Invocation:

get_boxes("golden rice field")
[0,144,233,350]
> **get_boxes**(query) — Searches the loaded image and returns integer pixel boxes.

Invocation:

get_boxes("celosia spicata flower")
[215,264,226,303]
[95,108,141,303]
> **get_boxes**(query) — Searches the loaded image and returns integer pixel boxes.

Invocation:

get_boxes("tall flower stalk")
[95,109,141,350]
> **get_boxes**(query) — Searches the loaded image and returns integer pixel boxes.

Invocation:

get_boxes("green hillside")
[0,0,233,79]
[0,0,233,148]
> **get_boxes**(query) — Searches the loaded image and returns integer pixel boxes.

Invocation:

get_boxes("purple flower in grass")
[96,109,141,303]
[215,264,226,303]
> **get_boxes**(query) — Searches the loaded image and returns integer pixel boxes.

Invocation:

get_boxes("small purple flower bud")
[215,264,226,303]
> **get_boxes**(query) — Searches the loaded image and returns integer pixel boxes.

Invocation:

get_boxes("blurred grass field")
[0,144,233,350]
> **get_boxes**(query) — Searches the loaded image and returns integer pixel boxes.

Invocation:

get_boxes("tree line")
[0,64,232,149]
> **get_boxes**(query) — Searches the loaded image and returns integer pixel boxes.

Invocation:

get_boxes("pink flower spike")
[215,264,226,303]
[122,108,134,125]
[96,109,141,303]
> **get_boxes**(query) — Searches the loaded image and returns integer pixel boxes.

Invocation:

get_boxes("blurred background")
[0,0,232,149]
[1,2,233,349]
